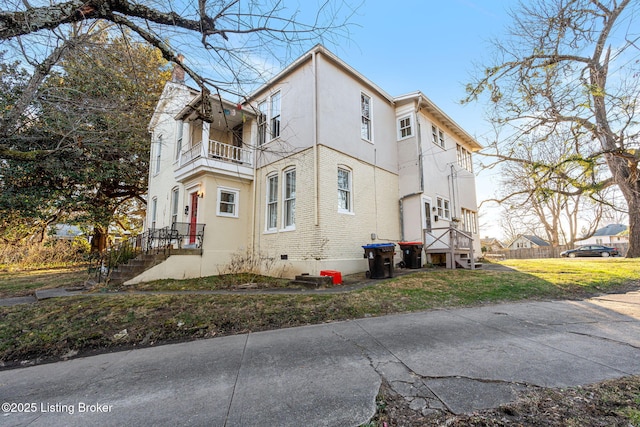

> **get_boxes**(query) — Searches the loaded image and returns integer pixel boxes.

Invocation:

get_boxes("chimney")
[172,54,185,83]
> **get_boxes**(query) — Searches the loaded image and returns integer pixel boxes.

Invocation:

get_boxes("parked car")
[560,245,619,258]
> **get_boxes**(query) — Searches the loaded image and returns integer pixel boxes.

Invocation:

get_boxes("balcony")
[175,139,254,182]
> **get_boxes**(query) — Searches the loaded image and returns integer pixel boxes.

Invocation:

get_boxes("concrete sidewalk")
[1,291,639,426]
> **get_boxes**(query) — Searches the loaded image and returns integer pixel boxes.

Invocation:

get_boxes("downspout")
[313,50,320,226]
[416,98,424,193]
[251,117,258,257]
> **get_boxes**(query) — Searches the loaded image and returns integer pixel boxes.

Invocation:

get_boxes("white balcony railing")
[209,140,252,165]
[179,140,253,168]
[180,142,203,166]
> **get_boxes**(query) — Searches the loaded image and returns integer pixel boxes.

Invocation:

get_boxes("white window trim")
[397,114,413,140]
[432,125,445,148]
[150,197,158,229]
[337,166,353,214]
[436,196,451,220]
[257,101,267,146]
[270,91,281,141]
[170,187,180,225]
[175,121,183,162]
[217,187,240,218]
[154,135,163,175]
[282,168,296,230]
[265,174,278,232]
[361,92,373,142]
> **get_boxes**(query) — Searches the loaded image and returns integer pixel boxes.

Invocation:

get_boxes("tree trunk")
[90,226,108,253]
[622,190,640,258]
[603,153,640,258]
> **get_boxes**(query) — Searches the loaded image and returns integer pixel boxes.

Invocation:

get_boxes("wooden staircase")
[424,226,480,269]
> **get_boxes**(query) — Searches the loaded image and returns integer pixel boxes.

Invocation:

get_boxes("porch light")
[184,205,189,215]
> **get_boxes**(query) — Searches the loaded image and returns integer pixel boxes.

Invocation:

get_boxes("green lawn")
[1,258,639,365]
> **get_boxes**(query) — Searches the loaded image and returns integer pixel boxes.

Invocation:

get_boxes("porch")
[424,226,479,269]
[174,90,255,183]
[92,222,206,284]
[175,139,254,182]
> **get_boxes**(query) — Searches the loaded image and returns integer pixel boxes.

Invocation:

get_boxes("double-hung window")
[217,187,239,218]
[266,175,278,231]
[170,188,179,225]
[283,168,296,229]
[338,167,352,213]
[155,135,163,174]
[457,144,473,172]
[436,196,450,220]
[175,122,183,161]
[398,116,412,139]
[257,101,267,146]
[432,125,445,148]
[270,91,281,139]
[461,208,478,234]
[361,93,372,141]
[150,197,158,229]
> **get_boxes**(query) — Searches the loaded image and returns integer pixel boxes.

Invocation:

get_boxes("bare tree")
[465,0,640,257]
[488,131,617,248]
[0,0,356,160]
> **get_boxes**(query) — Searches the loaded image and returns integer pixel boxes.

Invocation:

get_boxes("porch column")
[201,121,210,157]
[183,121,191,148]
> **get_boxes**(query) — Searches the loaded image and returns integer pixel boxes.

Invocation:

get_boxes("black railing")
[90,223,205,283]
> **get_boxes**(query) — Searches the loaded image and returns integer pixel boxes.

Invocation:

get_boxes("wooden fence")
[484,242,629,260]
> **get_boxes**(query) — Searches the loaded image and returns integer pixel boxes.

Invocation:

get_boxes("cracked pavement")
[2,291,640,426]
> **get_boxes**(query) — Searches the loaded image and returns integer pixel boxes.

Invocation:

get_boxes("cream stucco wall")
[142,46,483,284]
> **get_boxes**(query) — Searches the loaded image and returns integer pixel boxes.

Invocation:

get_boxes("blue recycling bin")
[362,243,395,279]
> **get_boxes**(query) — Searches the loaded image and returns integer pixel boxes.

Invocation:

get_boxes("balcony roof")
[175,92,255,128]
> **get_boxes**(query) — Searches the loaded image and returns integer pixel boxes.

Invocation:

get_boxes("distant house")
[50,224,83,240]
[508,235,550,250]
[575,224,628,246]
[480,237,504,252]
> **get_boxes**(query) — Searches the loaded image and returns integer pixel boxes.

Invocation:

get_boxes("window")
[283,168,296,228]
[175,121,183,161]
[217,187,239,218]
[151,197,158,229]
[338,167,352,213]
[398,116,412,139]
[461,208,478,234]
[257,101,267,146]
[436,196,450,220]
[266,175,278,230]
[432,125,445,147]
[155,135,163,174]
[457,144,473,172]
[171,188,179,225]
[361,93,372,141]
[270,91,281,139]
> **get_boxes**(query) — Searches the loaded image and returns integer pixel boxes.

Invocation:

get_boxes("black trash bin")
[398,241,423,269]
[362,243,396,279]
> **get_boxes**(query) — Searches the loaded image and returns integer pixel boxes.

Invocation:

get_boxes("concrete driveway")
[1,291,639,426]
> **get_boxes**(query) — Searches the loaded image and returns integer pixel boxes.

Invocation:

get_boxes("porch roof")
[174,92,255,128]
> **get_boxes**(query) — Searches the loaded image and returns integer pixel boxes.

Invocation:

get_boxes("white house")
[575,224,628,246]
[133,45,482,282]
[508,235,550,250]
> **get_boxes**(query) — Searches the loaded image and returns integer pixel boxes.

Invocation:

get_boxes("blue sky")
[328,0,514,235]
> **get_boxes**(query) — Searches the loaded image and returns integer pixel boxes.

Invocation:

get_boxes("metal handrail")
[90,223,205,283]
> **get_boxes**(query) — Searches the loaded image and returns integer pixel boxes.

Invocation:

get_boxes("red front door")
[190,192,199,244]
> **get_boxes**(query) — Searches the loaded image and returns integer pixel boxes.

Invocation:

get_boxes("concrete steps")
[107,253,170,285]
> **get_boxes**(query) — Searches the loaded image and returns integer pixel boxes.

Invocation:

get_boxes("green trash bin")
[398,241,423,269]
[362,243,396,279]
